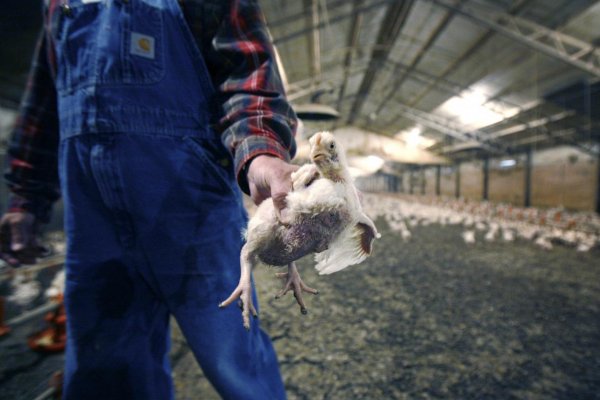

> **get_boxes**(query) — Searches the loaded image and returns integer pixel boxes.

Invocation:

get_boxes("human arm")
[1,30,60,265]
[185,0,298,207]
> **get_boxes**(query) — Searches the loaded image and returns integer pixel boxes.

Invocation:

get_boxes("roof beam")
[287,62,369,101]
[335,0,364,112]
[273,0,392,45]
[347,0,415,124]
[303,0,321,81]
[269,0,351,29]
[439,109,575,153]
[382,59,527,116]
[429,0,600,77]
[373,0,464,116]
[507,129,600,157]
[397,0,530,122]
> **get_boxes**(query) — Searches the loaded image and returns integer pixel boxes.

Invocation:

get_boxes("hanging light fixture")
[294,103,340,121]
[293,88,340,121]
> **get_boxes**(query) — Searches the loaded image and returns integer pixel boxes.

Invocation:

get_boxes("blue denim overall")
[51,0,286,398]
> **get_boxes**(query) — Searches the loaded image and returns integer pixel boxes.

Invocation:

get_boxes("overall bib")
[50,0,286,398]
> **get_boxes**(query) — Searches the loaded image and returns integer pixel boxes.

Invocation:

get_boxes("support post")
[483,157,489,201]
[401,172,405,193]
[421,168,426,195]
[455,162,461,198]
[409,169,414,194]
[435,165,441,196]
[596,152,600,213]
[524,147,532,207]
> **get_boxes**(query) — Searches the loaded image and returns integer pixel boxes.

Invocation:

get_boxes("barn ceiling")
[1,0,600,163]
[261,0,600,161]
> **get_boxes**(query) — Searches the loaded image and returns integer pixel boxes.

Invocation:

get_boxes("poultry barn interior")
[1,0,599,399]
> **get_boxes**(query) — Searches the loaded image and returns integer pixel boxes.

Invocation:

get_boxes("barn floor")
[1,218,599,399]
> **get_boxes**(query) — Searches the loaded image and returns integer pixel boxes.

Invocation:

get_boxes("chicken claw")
[219,247,257,330]
[219,283,257,330]
[275,262,318,314]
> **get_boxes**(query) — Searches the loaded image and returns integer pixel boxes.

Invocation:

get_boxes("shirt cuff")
[7,194,53,224]
[234,135,292,195]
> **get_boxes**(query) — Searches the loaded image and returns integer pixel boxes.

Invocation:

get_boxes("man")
[0,0,297,399]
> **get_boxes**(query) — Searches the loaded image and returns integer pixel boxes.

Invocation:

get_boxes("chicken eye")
[329,142,336,150]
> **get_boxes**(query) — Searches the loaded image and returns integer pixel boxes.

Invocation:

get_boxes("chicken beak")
[312,153,327,162]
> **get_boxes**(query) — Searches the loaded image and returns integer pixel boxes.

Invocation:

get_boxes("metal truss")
[510,128,600,157]
[439,109,574,153]
[382,59,526,116]
[286,62,369,101]
[391,101,509,154]
[347,0,415,124]
[429,0,600,77]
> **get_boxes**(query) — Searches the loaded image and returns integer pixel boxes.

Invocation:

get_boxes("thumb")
[271,187,289,216]
[269,172,294,215]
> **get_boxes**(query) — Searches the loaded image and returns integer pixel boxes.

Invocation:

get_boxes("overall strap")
[45,0,65,80]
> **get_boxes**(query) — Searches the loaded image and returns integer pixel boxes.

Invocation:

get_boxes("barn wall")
[531,146,598,211]
[488,166,525,205]
[485,153,526,206]
[440,165,457,197]
[410,169,426,195]
[424,167,437,196]
[459,161,484,201]
[354,145,598,212]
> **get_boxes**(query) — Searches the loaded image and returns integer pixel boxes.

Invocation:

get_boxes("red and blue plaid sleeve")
[4,30,60,223]
[186,0,298,194]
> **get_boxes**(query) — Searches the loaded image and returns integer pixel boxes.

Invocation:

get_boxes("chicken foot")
[275,262,318,314]
[219,246,257,330]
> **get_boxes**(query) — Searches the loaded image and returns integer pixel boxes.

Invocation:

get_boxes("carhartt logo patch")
[130,32,155,59]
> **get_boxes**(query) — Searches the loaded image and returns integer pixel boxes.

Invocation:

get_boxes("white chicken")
[220,131,380,329]
[462,230,476,244]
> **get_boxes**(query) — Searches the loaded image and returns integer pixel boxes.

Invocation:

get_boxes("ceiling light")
[405,126,422,147]
[347,155,385,177]
[395,126,436,149]
[437,87,519,130]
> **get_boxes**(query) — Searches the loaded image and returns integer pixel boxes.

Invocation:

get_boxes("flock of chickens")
[362,193,600,252]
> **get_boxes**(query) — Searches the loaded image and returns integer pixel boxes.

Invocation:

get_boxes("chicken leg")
[219,246,257,330]
[275,262,318,314]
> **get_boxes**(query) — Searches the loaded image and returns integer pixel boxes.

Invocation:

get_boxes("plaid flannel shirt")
[5,0,297,223]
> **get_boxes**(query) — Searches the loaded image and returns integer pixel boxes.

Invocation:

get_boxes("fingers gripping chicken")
[219,132,380,329]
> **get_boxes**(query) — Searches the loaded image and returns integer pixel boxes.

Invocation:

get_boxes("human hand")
[0,211,44,266]
[246,155,299,220]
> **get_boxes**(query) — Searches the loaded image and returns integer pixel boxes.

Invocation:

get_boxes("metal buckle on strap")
[60,0,72,16]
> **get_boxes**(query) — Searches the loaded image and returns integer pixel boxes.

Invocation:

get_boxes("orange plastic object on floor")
[0,297,10,337]
[27,296,67,353]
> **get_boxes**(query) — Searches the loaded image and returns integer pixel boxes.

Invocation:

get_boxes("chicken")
[219,131,380,329]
